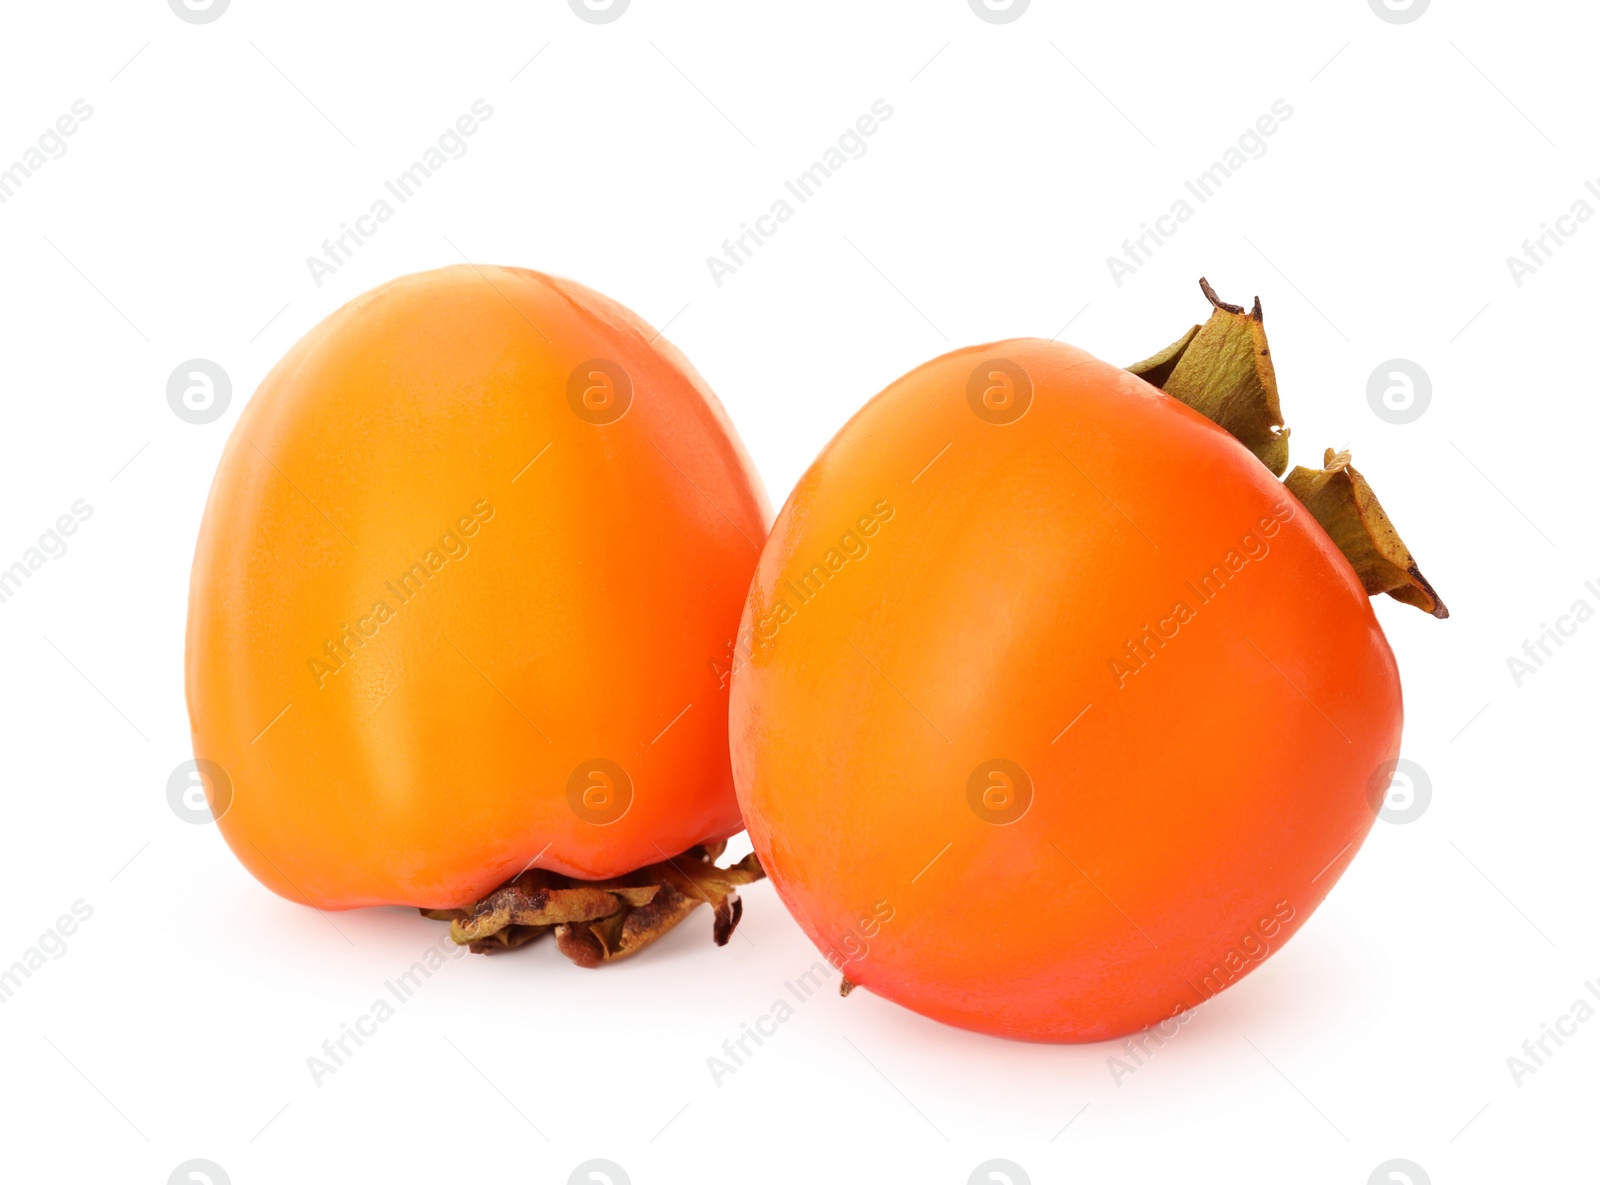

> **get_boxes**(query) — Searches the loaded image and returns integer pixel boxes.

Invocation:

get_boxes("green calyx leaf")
[1284,449,1448,618]
[1129,278,1290,476]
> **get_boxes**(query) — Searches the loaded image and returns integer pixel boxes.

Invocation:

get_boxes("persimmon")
[185,265,768,964]
[729,280,1444,1041]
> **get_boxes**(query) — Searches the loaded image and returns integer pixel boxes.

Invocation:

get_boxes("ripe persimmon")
[186,265,768,963]
[729,280,1443,1040]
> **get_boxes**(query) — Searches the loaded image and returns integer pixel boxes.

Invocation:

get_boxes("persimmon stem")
[420,841,765,965]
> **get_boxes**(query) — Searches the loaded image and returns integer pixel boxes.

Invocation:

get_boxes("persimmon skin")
[729,339,1401,1043]
[186,266,767,910]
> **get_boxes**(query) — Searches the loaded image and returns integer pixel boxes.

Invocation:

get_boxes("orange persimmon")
[185,266,768,919]
[729,331,1409,1042]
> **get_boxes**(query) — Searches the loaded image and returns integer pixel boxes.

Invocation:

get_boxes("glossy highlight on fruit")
[186,265,768,914]
[729,334,1405,1042]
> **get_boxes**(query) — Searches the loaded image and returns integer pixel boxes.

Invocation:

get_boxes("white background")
[0,1,1594,1182]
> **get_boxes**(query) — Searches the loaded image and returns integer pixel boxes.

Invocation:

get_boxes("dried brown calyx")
[420,841,765,966]
[1128,278,1447,619]
[1285,450,1447,618]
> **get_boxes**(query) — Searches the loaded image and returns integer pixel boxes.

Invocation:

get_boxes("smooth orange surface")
[729,339,1401,1043]
[186,266,768,910]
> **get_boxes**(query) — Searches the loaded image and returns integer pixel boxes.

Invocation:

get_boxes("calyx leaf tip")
[1284,449,1448,619]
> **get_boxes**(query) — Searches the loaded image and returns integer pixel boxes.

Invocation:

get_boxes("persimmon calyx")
[1129,277,1444,620]
[420,841,766,966]
[1284,449,1448,618]
[1128,277,1290,476]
